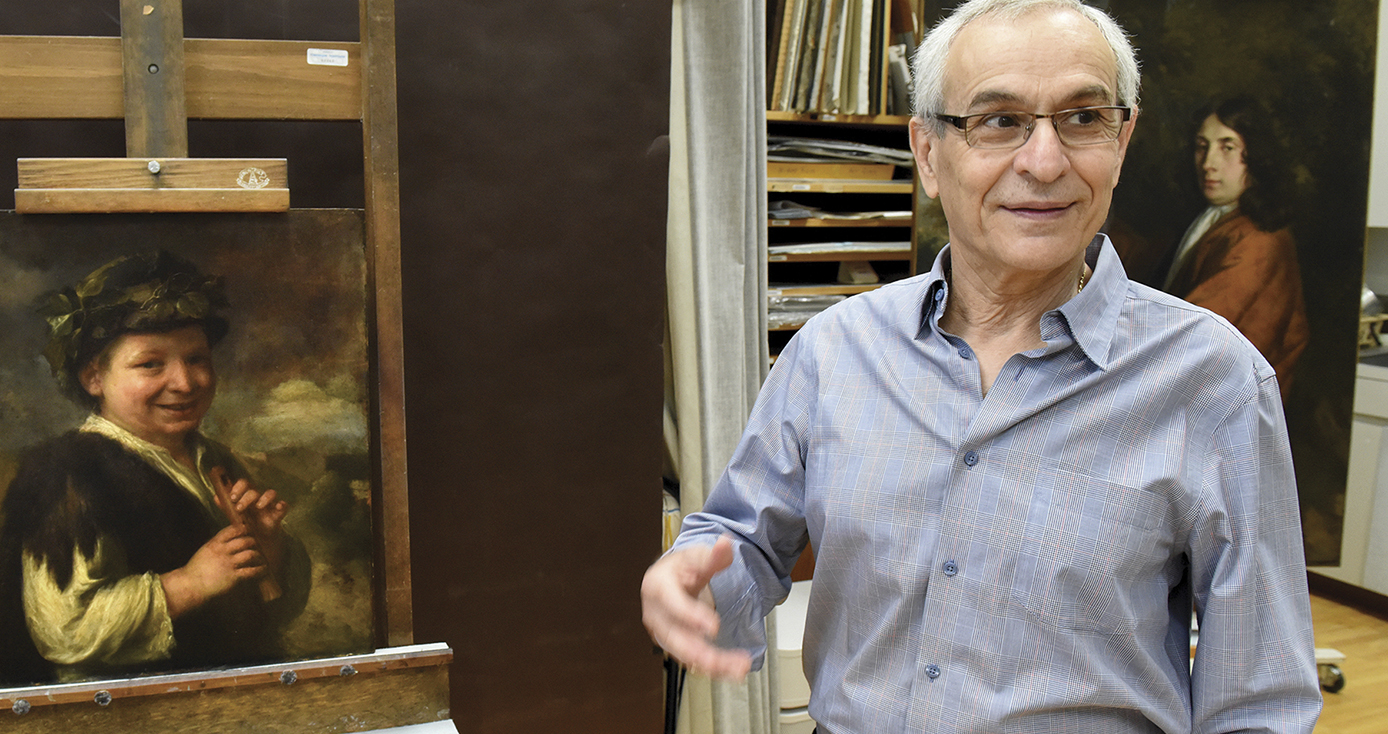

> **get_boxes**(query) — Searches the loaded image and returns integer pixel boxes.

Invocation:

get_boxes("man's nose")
[1012,118,1070,181]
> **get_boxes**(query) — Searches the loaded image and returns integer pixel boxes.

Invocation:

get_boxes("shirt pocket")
[1006,468,1173,636]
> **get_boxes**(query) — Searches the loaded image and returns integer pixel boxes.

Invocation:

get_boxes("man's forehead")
[943,9,1119,109]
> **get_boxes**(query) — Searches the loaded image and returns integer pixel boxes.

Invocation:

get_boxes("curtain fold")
[666,0,772,732]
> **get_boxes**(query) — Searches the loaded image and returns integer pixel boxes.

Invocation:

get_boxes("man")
[642,0,1322,731]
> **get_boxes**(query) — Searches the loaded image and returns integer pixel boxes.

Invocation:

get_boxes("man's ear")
[79,361,104,399]
[909,117,941,199]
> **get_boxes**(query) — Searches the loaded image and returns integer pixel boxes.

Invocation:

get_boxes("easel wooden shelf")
[0,644,453,734]
[16,157,290,213]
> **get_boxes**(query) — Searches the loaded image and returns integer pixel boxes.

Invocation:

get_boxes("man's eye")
[979,113,1023,130]
[1068,110,1098,125]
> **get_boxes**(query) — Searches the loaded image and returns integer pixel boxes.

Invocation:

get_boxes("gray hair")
[911,0,1140,129]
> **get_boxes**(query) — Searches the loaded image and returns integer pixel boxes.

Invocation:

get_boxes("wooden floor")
[1310,592,1388,734]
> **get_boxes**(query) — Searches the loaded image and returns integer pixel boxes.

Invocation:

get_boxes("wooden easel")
[0,2,433,730]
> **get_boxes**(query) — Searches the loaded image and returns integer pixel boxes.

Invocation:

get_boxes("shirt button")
[926,664,941,680]
[943,560,958,577]
[934,289,944,302]
[958,346,973,359]
[963,450,979,467]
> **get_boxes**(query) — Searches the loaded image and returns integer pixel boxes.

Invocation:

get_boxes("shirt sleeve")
[1188,372,1322,733]
[670,328,819,669]
[22,534,175,670]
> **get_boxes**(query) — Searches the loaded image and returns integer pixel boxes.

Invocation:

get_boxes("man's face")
[910,8,1135,282]
[1194,114,1248,207]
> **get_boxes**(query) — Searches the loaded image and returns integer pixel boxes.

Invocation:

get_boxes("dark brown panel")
[394,0,670,730]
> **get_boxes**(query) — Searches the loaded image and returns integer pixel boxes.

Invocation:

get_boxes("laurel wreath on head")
[37,259,227,391]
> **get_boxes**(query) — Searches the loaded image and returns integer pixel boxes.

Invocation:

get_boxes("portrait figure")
[1162,96,1309,403]
[0,212,375,687]
[1099,0,1377,565]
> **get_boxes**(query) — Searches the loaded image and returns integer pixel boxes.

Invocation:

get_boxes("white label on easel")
[307,48,350,67]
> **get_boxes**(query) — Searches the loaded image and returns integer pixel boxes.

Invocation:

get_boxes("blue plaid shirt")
[676,236,1321,733]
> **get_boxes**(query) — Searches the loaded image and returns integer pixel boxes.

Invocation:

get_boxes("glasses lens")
[966,112,1030,149]
[1056,107,1124,145]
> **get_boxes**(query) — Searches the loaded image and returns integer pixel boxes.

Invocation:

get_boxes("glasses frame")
[933,105,1133,149]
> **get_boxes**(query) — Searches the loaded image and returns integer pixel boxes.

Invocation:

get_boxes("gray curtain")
[666,0,774,732]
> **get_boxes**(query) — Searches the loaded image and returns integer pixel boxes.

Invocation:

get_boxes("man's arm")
[643,324,821,678]
[1189,373,1321,733]
[641,535,753,681]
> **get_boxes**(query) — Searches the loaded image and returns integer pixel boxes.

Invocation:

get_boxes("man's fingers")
[660,627,753,682]
[641,536,754,682]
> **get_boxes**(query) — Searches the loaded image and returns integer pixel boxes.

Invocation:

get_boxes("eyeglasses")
[933,106,1132,149]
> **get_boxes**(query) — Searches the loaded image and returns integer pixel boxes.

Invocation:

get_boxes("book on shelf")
[768,0,789,106]
[792,0,825,111]
[886,43,911,116]
[773,0,810,111]
[807,0,840,112]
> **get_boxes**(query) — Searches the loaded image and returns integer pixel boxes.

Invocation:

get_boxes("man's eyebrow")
[965,90,1025,111]
[1197,133,1243,146]
[965,85,1116,112]
[1063,85,1117,106]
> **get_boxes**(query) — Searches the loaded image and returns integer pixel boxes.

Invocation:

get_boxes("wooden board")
[0,644,452,734]
[359,0,413,649]
[18,157,287,189]
[0,36,362,121]
[16,157,290,212]
[15,188,289,213]
[121,0,189,157]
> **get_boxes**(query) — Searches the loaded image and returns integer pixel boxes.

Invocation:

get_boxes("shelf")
[769,250,910,263]
[769,283,882,297]
[768,178,913,194]
[768,216,912,228]
[767,111,912,127]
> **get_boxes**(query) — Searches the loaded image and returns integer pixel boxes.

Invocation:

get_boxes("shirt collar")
[920,234,1126,370]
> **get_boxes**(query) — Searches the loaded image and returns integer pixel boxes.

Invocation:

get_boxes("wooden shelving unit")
[764,117,918,359]
[763,0,925,363]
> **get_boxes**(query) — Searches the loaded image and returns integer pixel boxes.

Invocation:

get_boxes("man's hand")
[641,535,754,681]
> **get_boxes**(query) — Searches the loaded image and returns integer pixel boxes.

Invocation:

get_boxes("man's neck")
[940,259,1088,395]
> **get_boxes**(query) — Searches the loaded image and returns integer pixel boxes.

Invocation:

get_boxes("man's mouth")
[1005,202,1074,216]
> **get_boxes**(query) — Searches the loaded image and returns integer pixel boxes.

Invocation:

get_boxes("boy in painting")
[0,251,311,685]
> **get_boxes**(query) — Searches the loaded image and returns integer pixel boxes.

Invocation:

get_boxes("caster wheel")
[1319,663,1345,694]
